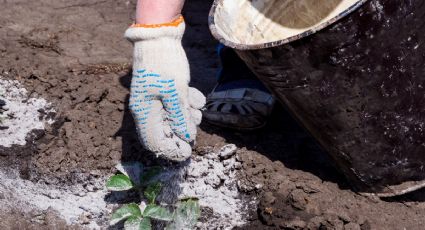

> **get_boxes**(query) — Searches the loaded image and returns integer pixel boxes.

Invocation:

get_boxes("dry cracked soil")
[1,0,425,229]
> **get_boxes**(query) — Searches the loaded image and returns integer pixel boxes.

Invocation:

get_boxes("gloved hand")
[125,16,205,162]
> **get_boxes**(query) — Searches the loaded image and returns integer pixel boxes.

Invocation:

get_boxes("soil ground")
[1,0,425,229]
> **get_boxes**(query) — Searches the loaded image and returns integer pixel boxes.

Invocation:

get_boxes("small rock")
[235,153,243,162]
[306,216,326,229]
[196,146,214,156]
[295,182,320,194]
[30,212,46,224]
[193,155,204,162]
[263,192,276,205]
[223,158,236,168]
[237,180,257,192]
[41,190,60,199]
[188,164,204,178]
[219,144,237,159]
[204,153,217,160]
[85,184,94,192]
[90,170,102,177]
[324,214,345,230]
[44,208,67,227]
[289,189,308,211]
[75,191,86,197]
[337,211,352,223]
[281,219,307,229]
[344,223,361,230]
[205,175,221,188]
[78,213,91,225]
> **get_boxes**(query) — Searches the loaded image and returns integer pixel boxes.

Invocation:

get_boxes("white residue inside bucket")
[0,78,55,147]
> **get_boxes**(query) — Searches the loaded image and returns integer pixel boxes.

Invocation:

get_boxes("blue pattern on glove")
[129,69,191,141]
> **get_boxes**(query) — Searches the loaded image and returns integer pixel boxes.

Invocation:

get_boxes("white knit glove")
[125,17,205,162]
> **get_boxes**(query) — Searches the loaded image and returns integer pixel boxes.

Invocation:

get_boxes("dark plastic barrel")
[210,0,425,196]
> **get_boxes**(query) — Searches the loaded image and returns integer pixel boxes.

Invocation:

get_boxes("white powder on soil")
[0,169,108,229]
[0,77,255,229]
[157,144,255,230]
[0,145,255,230]
[0,78,55,147]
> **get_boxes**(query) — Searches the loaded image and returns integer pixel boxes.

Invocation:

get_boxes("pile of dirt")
[0,0,425,229]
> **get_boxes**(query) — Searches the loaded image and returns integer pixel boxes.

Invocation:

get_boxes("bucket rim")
[208,0,367,50]
[362,180,425,198]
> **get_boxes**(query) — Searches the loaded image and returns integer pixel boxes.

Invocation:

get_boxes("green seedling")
[144,181,162,204]
[106,174,134,191]
[165,198,201,230]
[106,163,201,230]
[110,202,173,229]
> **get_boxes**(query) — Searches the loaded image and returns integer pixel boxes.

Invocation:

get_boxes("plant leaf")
[124,216,152,230]
[144,182,162,204]
[110,203,142,225]
[140,217,153,230]
[166,199,201,230]
[124,216,141,230]
[106,174,134,191]
[178,199,201,222]
[115,162,144,186]
[143,204,173,221]
[140,166,162,185]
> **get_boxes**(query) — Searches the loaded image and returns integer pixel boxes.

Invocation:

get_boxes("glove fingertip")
[190,109,203,126]
[188,87,206,109]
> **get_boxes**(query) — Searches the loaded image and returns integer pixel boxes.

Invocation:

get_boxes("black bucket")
[209,0,425,197]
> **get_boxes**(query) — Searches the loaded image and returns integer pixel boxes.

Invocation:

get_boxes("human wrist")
[125,16,185,42]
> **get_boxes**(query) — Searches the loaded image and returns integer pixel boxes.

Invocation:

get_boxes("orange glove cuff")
[131,16,184,28]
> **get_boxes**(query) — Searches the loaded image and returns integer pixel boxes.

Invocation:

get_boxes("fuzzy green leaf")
[140,166,162,185]
[110,203,142,225]
[106,174,134,191]
[115,162,144,186]
[139,217,153,230]
[124,216,152,230]
[166,199,201,230]
[143,204,173,221]
[124,216,141,230]
[177,199,201,221]
[144,182,162,204]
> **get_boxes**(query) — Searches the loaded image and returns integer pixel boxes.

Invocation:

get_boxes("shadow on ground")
[200,103,350,189]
